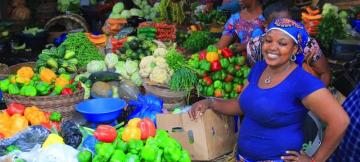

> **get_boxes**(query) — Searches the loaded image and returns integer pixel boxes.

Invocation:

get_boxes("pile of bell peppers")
[188,45,251,99]
[78,118,191,162]
[0,67,81,97]
[0,102,62,139]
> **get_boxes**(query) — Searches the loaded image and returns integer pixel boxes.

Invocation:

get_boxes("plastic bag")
[19,144,78,162]
[127,94,163,124]
[0,126,50,156]
[118,80,140,101]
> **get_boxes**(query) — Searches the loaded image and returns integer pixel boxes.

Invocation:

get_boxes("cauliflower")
[149,67,171,84]
[139,56,156,77]
[153,47,168,57]
[154,57,168,69]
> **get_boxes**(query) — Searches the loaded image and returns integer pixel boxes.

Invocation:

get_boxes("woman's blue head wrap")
[266,18,309,65]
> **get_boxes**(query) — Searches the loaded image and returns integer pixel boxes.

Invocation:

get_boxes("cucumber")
[88,71,120,83]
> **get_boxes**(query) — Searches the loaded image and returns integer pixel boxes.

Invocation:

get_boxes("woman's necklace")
[264,63,292,84]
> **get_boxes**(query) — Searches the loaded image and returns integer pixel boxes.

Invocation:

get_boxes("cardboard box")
[156,109,237,161]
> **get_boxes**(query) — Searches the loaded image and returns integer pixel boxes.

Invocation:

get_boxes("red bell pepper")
[94,125,117,143]
[61,88,73,96]
[224,74,234,82]
[221,48,233,58]
[0,133,4,139]
[235,65,241,71]
[210,61,222,72]
[203,76,213,85]
[199,51,207,60]
[6,103,25,116]
[137,118,156,140]
[41,121,61,132]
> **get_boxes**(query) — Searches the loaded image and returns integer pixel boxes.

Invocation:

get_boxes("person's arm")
[215,34,234,49]
[311,55,331,86]
[303,89,349,162]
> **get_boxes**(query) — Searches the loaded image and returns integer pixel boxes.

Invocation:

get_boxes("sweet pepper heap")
[0,67,82,97]
[81,118,191,162]
[0,103,62,139]
[188,45,251,99]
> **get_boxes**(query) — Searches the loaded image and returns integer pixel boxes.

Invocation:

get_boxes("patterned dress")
[328,83,360,162]
[222,13,265,44]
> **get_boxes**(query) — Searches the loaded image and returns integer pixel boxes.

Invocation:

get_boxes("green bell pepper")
[92,155,107,162]
[53,85,63,95]
[115,139,128,152]
[226,66,235,75]
[36,81,51,95]
[199,60,211,71]
[207,45,218,53]
[190,53,199,60]
[219,58,230,69]
[124,154,140,162]
[141,145,158,161]
[8,84,20,95]
[228,57,236,64]
[6,145,20,154]
[206,85,214,96]
[188,59,200,69]
[154,130,169,149]
[154,149,163,162]
[23,85,37,97]
[220,70,227,80]
[0,79,10,92]
[179,150,191,162]
[164,146,182,161]
[235,56,245,65]
[224,83,233,93]
[110,150,126,162]
[49,112,62,122]
[95,142,115,161]
[77,150,92,162]
[128,139,143,154]
[213,80,222,89]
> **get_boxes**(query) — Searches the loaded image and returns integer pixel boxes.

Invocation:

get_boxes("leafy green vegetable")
[169,67,198,103]
[165,48,186,71]
[183,31,216,53]
[317,11,346,52]
[60,32,103,67]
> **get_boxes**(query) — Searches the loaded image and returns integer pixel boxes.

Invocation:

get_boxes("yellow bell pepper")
[8,75,16,84]
[206,52,219,62]
[128,118,141,128]
[122,126,141,142]
[42,133,64,148]
[24,106,47,125]
[15,76,31,84]
[9,114,28,136]
[55,77,70,88]
[0,112,10,138]
[40,68,57,84]
[17,67,34,79]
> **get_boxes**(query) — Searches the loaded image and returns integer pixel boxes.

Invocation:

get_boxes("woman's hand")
[188,99,211,120]
[281,150,312,162]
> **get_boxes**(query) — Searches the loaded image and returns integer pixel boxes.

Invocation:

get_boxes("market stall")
[0,0,359,161]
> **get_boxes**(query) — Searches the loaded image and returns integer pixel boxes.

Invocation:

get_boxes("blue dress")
[237,61,324,161]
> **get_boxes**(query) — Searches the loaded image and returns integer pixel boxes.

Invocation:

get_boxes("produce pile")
[182,31,217,53]
[301,6,322,35]
[188,45,250,99]
[0,103,62,139]
[194,9,228,25]
[117,36,157,61]
[158,0,185,24]
[79,118,190,162]
[139,22,177,42]
[0,67,81,96]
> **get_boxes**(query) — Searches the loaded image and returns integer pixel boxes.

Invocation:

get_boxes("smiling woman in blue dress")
[189,18,349,162]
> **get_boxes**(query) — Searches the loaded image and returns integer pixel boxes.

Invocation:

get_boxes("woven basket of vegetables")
[2,64,85,120]
[3,89,84,120]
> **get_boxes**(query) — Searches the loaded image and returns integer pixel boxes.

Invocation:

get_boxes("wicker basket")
[0,63,9,79]
[142,79,186,111]
[3,89,84,120]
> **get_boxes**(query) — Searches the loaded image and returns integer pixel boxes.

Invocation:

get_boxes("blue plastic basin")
[76,98,126,123]
[352,19,360,33]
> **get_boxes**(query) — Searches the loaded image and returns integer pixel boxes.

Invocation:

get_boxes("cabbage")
[125,60,139,74]
[86,60,107,73]
[130,72,142,86]
[115,61,130,79]
[105,53,119,69]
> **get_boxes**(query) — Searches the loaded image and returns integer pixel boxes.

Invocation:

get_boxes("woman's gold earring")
[290,54,297,61]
